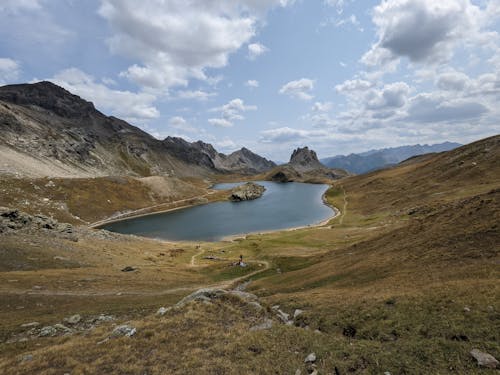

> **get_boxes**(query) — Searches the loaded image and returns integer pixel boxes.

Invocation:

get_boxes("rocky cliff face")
[289,147,324,172]
[0,82,275,178]
[267,146,349,182]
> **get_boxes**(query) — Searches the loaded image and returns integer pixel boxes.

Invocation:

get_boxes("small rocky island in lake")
[229,182,266,201]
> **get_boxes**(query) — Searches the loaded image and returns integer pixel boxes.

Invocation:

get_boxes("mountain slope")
[0,82,274,178]
[321,142,461,174]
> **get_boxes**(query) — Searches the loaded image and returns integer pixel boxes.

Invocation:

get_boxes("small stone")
[156,307,170,316]
[295,369,301,375]
[39,326,57,337]
[276,309,290,323]
[293,309,304,319]
[64,314,82,325]
[271,305,280,311]
[121,266,136,272]
[21,322,40,328]
[463,306,471,312]
[470,349,499,369]
[32,285,43,290]
[54,324,72,333]
[111,325,136,338]
[250,319,273,331]
[21,354,33,362]
[305,353,317,363]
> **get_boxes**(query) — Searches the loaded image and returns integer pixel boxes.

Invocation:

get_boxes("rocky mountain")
[266,146,348,182]
[289,146,325,172]
[321,142,461,174]
[0,82,275,178]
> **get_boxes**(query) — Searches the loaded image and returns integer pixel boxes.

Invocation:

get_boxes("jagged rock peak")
[290,146,320,165]
[0,81,97,118]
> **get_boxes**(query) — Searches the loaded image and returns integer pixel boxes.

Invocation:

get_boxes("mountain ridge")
[321,142,462,174]
[0,82,275,178]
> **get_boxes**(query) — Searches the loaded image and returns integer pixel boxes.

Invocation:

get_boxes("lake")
[101,181,334,242]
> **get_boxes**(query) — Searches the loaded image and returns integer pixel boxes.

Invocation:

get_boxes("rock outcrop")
[266,146,348,182]
[230,182,266,201]
[0,207,74,236]
[289,147,324,172]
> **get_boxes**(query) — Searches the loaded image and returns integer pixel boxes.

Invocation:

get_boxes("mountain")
[321,142,461,174]
[0,82,275,178]
[265,146,349,182]
[289,146,324,172]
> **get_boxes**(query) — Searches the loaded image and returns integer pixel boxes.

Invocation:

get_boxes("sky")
[1,0,500,161]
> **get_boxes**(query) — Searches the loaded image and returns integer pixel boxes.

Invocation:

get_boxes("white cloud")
[245,79,259,88]
[335,79,374,93]
[366,82,410,110]
[312,101,333,112]
[176,90,216,101]
[279,78,315,100]
[436,70,470,91]
[324,0,348,14]
[98,0,292,90]
[209,98,257,127]
[0,58,20,84]
[49,68,160,122]
[168,116,198,133]
[248,42,269,60]
[362,0,494,67]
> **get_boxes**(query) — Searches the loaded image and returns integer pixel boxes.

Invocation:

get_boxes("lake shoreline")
[95,182,338,242]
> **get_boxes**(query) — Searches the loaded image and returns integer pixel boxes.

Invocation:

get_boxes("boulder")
[249,319,274,331]
[230,182,265,201]
[111,325,136,338]
[470,349,499,368]
[304,353,317,363]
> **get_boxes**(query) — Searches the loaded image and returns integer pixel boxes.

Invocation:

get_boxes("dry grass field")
[0,136,498,374]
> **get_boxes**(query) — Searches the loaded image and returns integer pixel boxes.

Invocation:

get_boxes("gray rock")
[247,301,263,311]
[175,288,226,308]
[121,266,136,272]
[293,309,304,319]
[276,309,291,323]
[227,290,258,302]
[39,326,57,337]
[463,306,471,312]
[305,353,317,363]
[295,369,301,375]
[53,324,73,334]
[250,319,273,331]
[21,354,33,362]
[111,325,137,338]
[156,307,170,316]
[230,182,266,202]
[470,349,499,369]
[64,314,82,325]
[21,322,40,328]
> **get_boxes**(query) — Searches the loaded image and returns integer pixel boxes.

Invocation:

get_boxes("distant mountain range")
[321,142,462,174]
[0,82,275,178]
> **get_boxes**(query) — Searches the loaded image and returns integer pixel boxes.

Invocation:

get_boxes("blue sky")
[1,0,499,161]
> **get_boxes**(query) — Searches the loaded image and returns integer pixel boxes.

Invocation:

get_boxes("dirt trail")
[339,185,348,225]
[1,260,271,297]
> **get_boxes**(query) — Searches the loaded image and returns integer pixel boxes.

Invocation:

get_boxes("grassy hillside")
[0,136,498,374]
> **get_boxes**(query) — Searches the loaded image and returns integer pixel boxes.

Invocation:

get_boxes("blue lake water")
[101,181,333,242]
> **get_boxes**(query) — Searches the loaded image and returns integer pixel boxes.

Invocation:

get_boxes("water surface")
[102,181,333,242]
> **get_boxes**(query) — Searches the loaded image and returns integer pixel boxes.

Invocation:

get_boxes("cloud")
[98,0,292,90]
[245,79,259,88]
[209,98,257,127]
[436,70,470,91]
[335,79,374,93]
[49,68,160,122]
[406,93,488,123]
[279,78,315,100]
[0,58,20,84]
[168,116,198,133]
[248,42,269,60]
[312,101,333,112]
[175,90,216,101]
[362,0,491,66]
[366,82,410,110]
[260,127,311,143]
